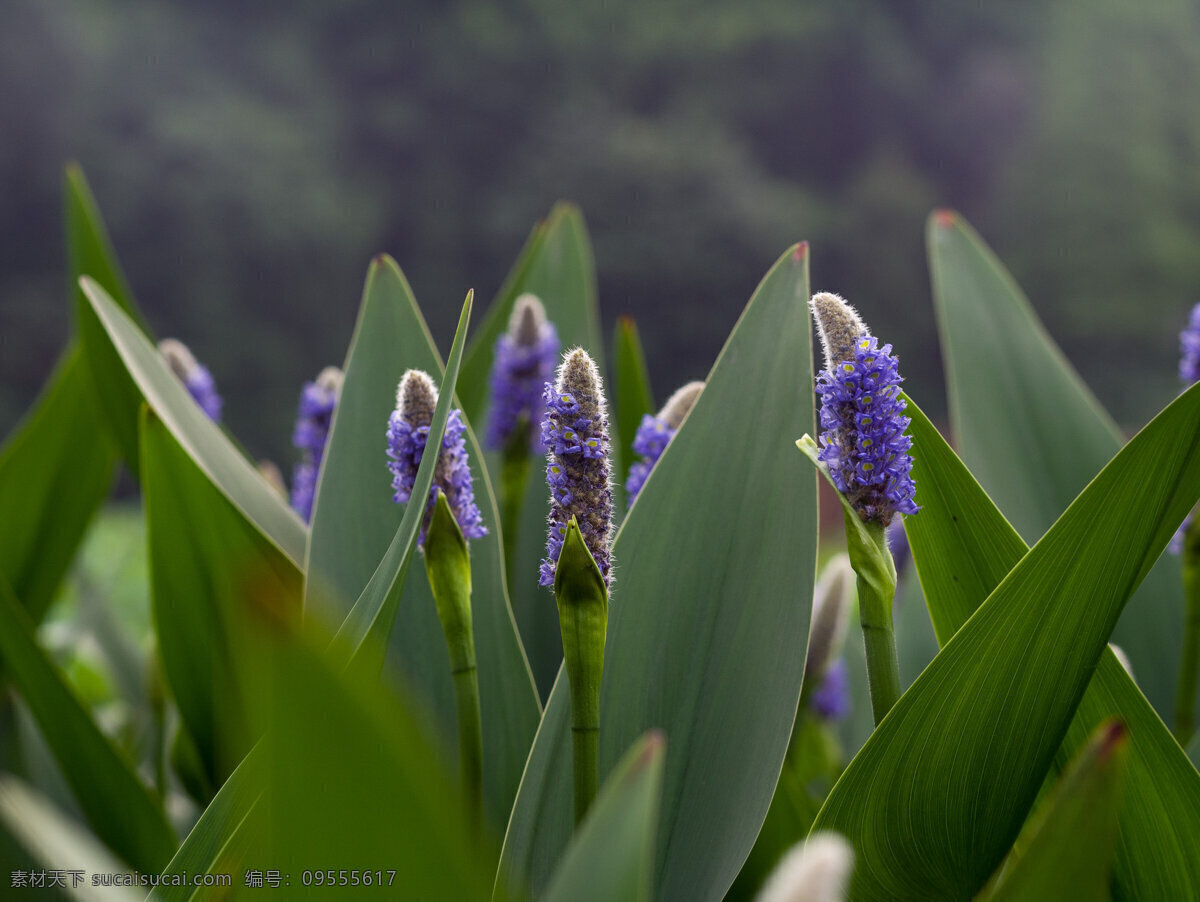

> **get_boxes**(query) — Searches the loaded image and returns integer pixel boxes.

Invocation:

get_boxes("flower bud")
[756,831,854,902]
[486,293,559,451]
[290,366,343,522]
[158,338,222,423]
[626,380,705,502]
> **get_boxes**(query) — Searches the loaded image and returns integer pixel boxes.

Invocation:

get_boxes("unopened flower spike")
[804,555,853,722]
[757,831,854,902]
[626,380,704,502]
[540,348,615,588]
[811,292,918,526]
[487,293,560,451]
[290,366,343,522]
[386,369,486,547]
[159,338,222,423]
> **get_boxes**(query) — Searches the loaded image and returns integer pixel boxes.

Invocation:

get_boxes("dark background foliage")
[3,0,1200,473]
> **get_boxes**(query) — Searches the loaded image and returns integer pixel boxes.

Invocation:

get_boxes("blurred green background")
[3,0,1200,473]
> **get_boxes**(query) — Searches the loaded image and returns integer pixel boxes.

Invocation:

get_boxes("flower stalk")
[424,490,484,824]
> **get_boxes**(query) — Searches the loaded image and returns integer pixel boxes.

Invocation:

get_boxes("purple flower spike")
[811,293,918,526]
[487,293,560,451]
[811,658,850,721]
[386,369,487,548]
[625,380,704,502]
[289,366,343,522]
[540,349,614,588]
[159,339,223,423]
[1180,303,1200,384]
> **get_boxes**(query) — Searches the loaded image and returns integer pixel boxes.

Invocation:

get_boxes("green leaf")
[141,406,302,786]
[0,575,174,873]
[542,731,666,902]
[809,381,1200,900]
[0,777,140,902]
[976,721,1128,902]
[902,396,1200,899]
[239,608,497,901]
[612,315,656,486]
[146,747,261,902]
[0,346,117,623]
[498,243,817,901]
[306,259,538,829]
[79,278,307,568]
[927,210,1182,716]
[464,204,604,699]
[66,164,152,472]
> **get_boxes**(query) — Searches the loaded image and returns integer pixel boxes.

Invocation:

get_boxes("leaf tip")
[932,209,958,230]
[793,241,809,260]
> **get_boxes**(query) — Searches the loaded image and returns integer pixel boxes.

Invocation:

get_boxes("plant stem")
[1177,518,1200,744]
[842,509,901,725]
[424,491,484,825]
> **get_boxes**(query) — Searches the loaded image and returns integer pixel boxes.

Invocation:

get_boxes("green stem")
[843,509,901,726]
[424,492,484,825]
[1177,518,1200,744]
[499,418,533,597]
[555,518,609,825]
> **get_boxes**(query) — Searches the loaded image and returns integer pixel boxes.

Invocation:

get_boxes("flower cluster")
[540,349,614,588]
[290,367,343,522]
[159,339,222,423]
[386,370,486,547]
[625,380,704,502]
[1180,302,1200,384]
[810,658,850,721]
[811,294,917,525]
[486,293,559,451]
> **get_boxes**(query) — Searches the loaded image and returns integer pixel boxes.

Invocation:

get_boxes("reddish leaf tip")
[933,209,957,229]
[794,241,809,260]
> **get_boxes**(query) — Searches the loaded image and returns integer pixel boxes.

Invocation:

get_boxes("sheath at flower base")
[289,366,343,522]
[625,380,705,503]
[385,369,487,821]
[385,369,487,548]
[159,338,222,423]
[540,348,614,824]
[805,291,918,727]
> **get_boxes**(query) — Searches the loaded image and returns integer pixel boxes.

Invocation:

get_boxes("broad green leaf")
[80,278,306,568]
[238,608,497,902]
[141,407,302,786]
[542,731,666,902]
[0,777,140,902]
[499,243,817,901]
[1188,733,1200,768]
[307,259,538,829]
[809,381,1200,900]
[66,164,151,471]
[902,396,1200,898]
[976,721,1128,902]
[612,315,655,487]
[928,210,1183,716]
[0,576,174,873]
[0,347,116,623]
[465,204,604,699]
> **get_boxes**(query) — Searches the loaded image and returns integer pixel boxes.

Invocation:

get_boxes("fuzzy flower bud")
[159,338,222,422]
[810,658,850,721]
[487,293,560,451]
[757,831,854,902]
[540,349,614,588]
[805,555,852,685]
[625,380,704,502]
[386,369,486,547]
[289,366,343,522]
[811,293,918,525]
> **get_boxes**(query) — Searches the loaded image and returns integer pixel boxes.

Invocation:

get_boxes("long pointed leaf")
[809,381,1200,899]
[928,210,1183,716]
[141,407,302,785]
[307,259,538,826]
[499,243,817,901]
[0,347,116,623]
[976,721,1128,902]
[80,279,306,567]
[0,576,174,873]
[903,396,1200,898]
[67,164,151,471]
[543,732,666,902]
